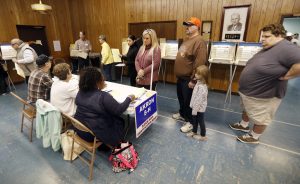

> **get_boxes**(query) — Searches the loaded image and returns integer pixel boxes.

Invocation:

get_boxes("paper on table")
[103,82,146,103]
[112,48,122,63]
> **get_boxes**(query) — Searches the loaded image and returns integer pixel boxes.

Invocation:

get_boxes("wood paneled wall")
[1,0,299,87]
[0,0,74,59]
[69,0,127,53]
[1,0,299,57]
[124,0,300,42]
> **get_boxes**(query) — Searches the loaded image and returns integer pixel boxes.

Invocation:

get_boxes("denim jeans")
[176,78,193,122]
[103,63,113,81]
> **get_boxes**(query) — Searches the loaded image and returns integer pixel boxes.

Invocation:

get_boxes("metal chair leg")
[30,119,33,142]
[21,114,24,132]
[89,140,97,181]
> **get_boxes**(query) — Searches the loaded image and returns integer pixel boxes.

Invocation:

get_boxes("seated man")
[28,54,53,104]
[51,63,79,116]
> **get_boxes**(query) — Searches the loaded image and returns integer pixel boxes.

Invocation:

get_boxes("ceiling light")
[31,0,52,13]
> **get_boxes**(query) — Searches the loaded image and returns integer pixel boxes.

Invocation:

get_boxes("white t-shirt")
[50,77,79,116]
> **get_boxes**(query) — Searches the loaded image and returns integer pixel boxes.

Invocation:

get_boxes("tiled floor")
[0,77,299,184]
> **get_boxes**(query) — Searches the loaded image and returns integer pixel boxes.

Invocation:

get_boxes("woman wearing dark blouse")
[120,35,139,86]
[74,67,135,146]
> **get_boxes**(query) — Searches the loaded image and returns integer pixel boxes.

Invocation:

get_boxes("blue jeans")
[176,78,193,122]
[103,63,113,81]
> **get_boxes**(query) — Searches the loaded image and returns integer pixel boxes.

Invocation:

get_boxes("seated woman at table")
[51,63,79,116]
[74,67,135,146]
[135,29,161,90]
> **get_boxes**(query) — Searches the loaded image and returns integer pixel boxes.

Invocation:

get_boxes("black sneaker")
[229,122,250,132]
[237,134,259,144]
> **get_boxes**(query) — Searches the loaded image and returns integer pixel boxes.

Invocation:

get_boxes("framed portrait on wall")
[201,21,212,41]
[220,5,251,42]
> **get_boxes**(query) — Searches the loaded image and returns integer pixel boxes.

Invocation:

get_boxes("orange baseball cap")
[183,17,201,27]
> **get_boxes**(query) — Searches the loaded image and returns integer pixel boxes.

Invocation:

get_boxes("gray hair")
[11,38,23,45]
[231,13,240,19]
[99,35,106,41]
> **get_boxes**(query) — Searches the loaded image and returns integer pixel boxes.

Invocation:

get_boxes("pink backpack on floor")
[109,142,139,173]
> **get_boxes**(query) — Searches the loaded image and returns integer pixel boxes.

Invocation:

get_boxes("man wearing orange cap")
[172,17,208,133]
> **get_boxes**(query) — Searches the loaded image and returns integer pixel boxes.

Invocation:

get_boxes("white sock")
[250,130,261,139]
[240,120,249,128]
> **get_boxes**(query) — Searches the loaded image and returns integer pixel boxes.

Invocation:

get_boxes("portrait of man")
[221,5,251,41]
[227,13,243,31]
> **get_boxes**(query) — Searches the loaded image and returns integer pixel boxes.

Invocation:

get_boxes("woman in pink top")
[135,29,161,90]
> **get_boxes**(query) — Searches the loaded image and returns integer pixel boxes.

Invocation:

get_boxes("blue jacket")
[74,89,131,146]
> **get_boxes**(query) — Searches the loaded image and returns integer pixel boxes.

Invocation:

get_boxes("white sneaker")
[186,131,195,137]
[193,134,208,141]
[172,113,185,121]
[180,122,193,133]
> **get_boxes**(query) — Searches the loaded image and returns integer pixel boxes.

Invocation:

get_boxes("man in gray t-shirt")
[229,24,300,144]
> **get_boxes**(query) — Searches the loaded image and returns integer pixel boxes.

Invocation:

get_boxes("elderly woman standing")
[99,35,114,81]
[135,29,161,90]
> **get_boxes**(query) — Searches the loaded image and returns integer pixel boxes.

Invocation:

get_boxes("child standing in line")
[186,65,209,141]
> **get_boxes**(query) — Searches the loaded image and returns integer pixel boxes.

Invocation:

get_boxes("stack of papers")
[102,82,146,103]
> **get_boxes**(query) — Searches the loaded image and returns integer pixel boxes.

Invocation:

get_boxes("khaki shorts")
[239,92,282,126]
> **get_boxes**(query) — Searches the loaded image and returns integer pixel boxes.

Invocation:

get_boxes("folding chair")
[10,92,36,142]
[61,113,102,181]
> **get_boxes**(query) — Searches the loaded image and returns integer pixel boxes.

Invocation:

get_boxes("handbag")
[109,142,139,173]
[61,130,84,160]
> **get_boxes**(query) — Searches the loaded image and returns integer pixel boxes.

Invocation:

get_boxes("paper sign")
[135,93,157,138]
[70,49,88,59]
[112,48,122,63]
[122,42,129,55]
[53,40,61,52]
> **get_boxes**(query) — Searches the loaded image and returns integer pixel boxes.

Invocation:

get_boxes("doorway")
[16,25,50,56]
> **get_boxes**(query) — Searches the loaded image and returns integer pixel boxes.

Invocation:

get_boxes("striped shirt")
[28,69,53,103]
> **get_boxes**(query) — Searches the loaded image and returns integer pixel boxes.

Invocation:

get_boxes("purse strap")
[116,145,138,169]
[129,146,138,167]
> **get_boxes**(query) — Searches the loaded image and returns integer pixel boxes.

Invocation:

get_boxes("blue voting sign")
[135,93,157,138]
